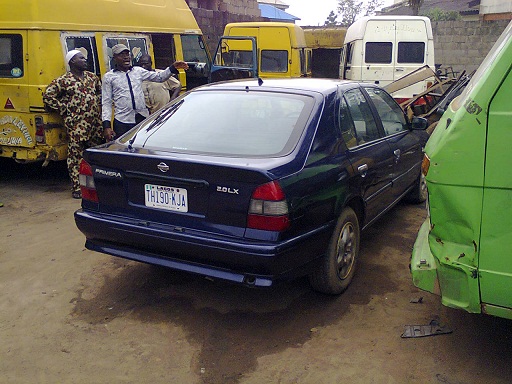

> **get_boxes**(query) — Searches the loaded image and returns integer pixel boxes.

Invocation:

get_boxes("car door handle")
[395,67,405,71]
[358,164,368,177]
[394,149,401,161]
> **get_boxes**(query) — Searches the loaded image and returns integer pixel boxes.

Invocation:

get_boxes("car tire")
[309,207,360,295]
[406,171,427,204]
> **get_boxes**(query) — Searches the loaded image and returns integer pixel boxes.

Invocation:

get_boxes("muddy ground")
[1,159,511,384]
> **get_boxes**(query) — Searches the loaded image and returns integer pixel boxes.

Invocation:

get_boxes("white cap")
[65,49,81,64]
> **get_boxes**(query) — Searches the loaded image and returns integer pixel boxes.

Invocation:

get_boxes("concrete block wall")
[188,0,263,55]
[432,19,509,76]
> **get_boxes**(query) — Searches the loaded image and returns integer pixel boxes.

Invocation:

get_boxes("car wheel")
[309,207,360,295]
[406,171,427,204]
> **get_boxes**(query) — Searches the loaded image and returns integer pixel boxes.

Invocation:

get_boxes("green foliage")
[334,0,383,27]
[324,10,339,26]
[423,7,461,21]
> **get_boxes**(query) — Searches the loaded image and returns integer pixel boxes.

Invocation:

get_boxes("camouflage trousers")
[67,137,103,193]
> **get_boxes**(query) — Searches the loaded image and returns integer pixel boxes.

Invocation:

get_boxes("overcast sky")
[286,0,395,27]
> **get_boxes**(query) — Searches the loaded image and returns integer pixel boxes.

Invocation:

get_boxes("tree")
[336,0,384,27]
[408,0,424,16]
[424,7,461,21]
[324,11,339,26]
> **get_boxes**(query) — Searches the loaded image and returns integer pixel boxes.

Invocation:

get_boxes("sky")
[286,0,395,27]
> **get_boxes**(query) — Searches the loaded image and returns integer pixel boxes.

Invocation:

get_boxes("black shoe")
[72,191,82,199]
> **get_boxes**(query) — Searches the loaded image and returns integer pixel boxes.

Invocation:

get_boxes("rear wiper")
[147,99,184,133]
[127,99,184,150]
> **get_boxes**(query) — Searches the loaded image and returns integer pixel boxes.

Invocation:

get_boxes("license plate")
[144,184,188,212]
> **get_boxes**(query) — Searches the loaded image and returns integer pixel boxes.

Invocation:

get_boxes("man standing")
[138,54,184,114]
[43,49,103,199]
[102,44,188,141]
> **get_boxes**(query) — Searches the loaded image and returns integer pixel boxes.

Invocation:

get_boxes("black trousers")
[113,113,146,137]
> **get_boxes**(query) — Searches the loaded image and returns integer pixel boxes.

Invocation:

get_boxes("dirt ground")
[1,159,511,384]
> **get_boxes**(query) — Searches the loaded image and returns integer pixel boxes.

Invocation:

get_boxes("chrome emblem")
[157,162,169,173]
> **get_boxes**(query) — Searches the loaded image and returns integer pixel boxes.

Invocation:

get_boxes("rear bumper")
[0,143,67,162]
[74,209,333,287]
[411,218,440,295]
[411,218,481,314]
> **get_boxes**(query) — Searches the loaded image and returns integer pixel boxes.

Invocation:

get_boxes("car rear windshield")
[139,90,314,157]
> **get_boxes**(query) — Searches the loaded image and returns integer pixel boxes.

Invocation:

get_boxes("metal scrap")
[401,319,452,338]
[384,65,473,134]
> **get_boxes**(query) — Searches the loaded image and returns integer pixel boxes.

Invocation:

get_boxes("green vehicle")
[411,21,512,319]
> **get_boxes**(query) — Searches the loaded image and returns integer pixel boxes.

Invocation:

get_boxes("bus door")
[362,20,395,86]
[209,36,257,83]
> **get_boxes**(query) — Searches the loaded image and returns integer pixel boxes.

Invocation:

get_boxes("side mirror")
[411,116,428,130]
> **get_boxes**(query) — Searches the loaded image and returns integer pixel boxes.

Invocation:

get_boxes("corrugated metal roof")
[379,0,480,15]
[259,4,300,21]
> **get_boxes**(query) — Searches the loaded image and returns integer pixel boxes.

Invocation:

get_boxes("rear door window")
[261,50,288,73]
[365,42,392,64]
[0,34,23,78]
[343,88,381,144]
[339,98,358,149]
[397,42,425,64]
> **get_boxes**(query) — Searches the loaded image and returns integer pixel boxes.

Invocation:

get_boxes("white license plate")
[144,184,188,212]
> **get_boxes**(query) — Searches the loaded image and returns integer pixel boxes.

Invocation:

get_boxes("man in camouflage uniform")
[44,49,103,199]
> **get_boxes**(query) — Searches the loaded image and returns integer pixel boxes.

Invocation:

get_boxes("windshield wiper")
[127,99,184,150]
[148,99,184,133]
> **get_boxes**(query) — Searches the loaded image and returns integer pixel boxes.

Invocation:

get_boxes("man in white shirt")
[102,44,188,140]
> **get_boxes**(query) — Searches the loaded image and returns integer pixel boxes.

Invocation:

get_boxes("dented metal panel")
[411,20,512,319]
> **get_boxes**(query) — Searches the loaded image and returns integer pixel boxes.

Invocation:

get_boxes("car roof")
[196,78,365,96]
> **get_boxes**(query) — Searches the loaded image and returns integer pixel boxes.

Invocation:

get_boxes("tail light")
[247,180,289,232]
[35,116,45,144]
[421,154,430,176]
[79,160,98,202]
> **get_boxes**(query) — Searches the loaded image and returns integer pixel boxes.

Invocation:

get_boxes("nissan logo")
[157,162,169,173]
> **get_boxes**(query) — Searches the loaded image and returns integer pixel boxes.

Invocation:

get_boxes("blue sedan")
[74,78,428,294]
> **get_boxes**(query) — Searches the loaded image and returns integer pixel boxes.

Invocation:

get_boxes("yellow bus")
[0,0,210,164]
[210,22,311,82]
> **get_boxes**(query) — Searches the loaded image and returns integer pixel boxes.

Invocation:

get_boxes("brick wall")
[188,0,264,55]
[432,19,509,76]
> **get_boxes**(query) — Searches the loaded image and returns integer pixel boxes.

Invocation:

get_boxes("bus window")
[151,33,176,69]
[105,37,149,70]
[0,34,23,78]
[181,34,209,65]
[64,34,100,76]
[365,42,392,64]
[261,50,287,73]
[300,48,306,75]
[397,42,425,64]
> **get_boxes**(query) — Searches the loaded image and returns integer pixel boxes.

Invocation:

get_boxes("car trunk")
[85,150,275,239]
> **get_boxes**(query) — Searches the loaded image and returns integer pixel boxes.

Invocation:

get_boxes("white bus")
[340,16,435,102]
